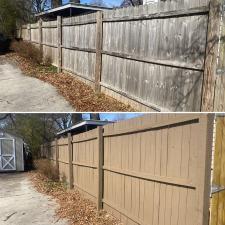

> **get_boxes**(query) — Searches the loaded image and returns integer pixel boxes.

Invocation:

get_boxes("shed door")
[0,138,16,171]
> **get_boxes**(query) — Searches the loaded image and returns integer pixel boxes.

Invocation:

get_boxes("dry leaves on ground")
[29,172,121,225]
[6,53,135,112]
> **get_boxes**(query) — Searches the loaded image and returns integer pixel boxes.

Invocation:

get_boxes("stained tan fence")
[18,0,225,112]
[42,114,214,225]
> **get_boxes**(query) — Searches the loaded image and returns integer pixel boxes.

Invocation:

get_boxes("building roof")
[36,3,111,19]
[0,129,24,141]
[57,120,113,136]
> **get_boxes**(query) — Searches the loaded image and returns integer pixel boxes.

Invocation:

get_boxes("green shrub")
[34,159,59,182]
[10,40,43,64]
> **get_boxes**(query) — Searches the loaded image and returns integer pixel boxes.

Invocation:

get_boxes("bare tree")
[121,0,143,7]
[90,0,106,7]
[51,0,80,8]
[32,0,50,13]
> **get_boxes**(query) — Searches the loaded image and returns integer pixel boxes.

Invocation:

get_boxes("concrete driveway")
[0,173,68,225]
[0,57,74,112]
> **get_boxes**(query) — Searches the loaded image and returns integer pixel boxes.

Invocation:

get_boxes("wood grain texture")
[202,0,223,111]
[210,117,225,225]
[17,2,213,112]
[44,114,213,225]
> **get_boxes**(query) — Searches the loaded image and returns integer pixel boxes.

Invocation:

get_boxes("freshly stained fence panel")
[58,138,69,182]
[49,141,57,166]
[43,114,214,225]
[102,114,213,225]
[72,129,99,202]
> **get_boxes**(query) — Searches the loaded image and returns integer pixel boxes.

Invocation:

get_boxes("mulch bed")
[5,53,135,112]
[29,172,121,225]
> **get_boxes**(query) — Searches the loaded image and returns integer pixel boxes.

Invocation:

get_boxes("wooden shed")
[0,131,24,172]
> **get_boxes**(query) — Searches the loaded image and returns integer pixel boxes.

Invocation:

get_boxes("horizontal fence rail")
[17,0,225,112]
[42,113,214,225]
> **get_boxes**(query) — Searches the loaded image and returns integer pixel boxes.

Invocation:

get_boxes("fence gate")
[0,138,16,171]
[210,117,225,225]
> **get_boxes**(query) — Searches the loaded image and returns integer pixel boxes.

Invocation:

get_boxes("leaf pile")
[29,172,121,225]
[5,53,135,112]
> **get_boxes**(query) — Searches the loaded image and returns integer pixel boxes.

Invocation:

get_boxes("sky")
[83,113,144,121]
[62,0,123,7]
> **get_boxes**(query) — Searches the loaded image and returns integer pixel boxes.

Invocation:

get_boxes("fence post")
[68,133,74,189]
[94,11,103,92]
[196,115,214,225]
[97,126,104,211]
[55,138,59,172]
[57,16,62,73]
[38,19,43,53]
[201,0,223,111]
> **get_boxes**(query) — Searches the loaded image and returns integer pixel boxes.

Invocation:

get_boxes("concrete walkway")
[0,173,69,225]
[0,57,74,112]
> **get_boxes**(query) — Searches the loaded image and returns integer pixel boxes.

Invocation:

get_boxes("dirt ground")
[0,173,69,225]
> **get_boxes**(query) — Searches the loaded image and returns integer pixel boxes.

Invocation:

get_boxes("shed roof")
[35,3,111,19]
[57,120,113,137]
[0,129,24,141]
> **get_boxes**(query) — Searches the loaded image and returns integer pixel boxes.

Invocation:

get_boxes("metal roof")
[57,120,113,136]
[35,3,111,17]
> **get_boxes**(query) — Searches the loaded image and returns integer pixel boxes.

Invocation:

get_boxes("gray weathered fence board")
[18,2,213,111]
[101,55,203,111]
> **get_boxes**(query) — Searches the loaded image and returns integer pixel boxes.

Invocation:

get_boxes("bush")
[10,40,43,64]
[34,159,59,182]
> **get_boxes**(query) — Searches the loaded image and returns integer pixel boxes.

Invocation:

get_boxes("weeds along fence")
[41,114,214,225]
[17,0,225,112]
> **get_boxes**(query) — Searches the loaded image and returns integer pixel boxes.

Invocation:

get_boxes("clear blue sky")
[63,0,123,7]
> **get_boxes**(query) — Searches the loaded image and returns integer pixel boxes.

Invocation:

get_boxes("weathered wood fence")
[42,114,214,225]
[17,0,225,112]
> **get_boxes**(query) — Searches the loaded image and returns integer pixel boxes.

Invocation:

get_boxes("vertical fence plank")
[97,126,104,210]
[201,0,223,111]
[95,11,103,92]
[38,19,43,53]
[27,24,31,41]
[44,114,214,225]
[68,133,74,189]
[57,16,62,73]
